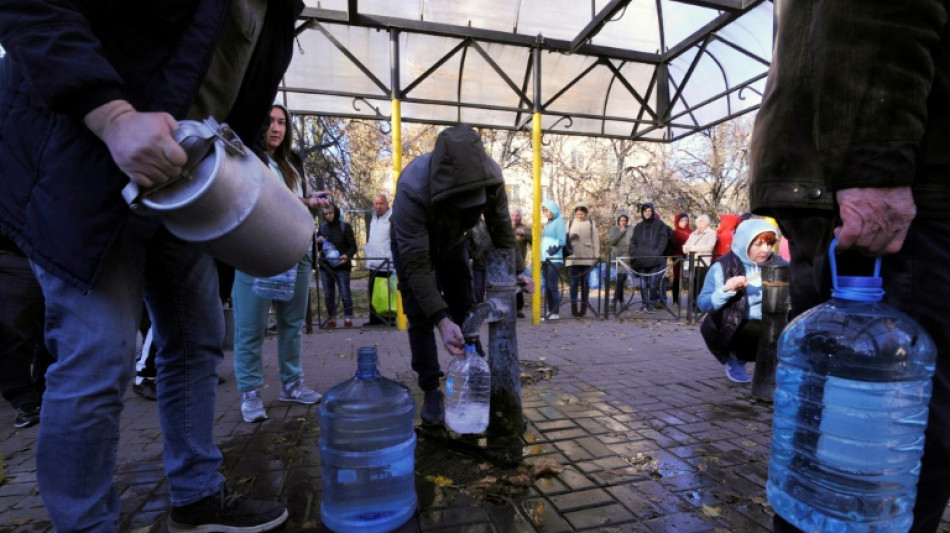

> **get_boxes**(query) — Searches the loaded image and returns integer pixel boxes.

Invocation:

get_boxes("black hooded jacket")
[317,204,357,271]
[391,126,517,321]
[629,203,670,268]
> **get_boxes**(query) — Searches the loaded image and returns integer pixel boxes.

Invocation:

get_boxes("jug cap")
[829,238,885,302]
[357,347,379,376]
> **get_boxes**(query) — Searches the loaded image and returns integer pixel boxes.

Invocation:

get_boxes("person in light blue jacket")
[540,199,567,319]
[698,218,784,383]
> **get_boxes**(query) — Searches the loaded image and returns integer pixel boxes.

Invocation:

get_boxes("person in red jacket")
[712,214,741,261]
[670,213,692,305]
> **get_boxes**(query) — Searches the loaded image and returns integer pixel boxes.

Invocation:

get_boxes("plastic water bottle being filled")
[445,341,491,434]
[767,239,937,533]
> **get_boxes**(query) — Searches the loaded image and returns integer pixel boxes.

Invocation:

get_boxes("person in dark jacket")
[629,203,670,313]
[749,1,950,530]
[511,208,532,317]
[391,124,533,426]
[0,2,302,530]
[670,213,692,304]
[467,215,493,304]
[0,237,52,429]
[317,203,358,328]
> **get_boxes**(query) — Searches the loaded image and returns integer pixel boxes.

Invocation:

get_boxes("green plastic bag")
[372,275,398,317]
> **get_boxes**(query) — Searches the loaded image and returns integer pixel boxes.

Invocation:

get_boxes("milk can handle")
[121,119,218,210]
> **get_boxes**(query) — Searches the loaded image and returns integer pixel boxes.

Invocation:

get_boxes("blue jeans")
[232,254,312,392]
[614,271,628,303]
[542,261,562,314]
[320,267,353,318]
[32,219,225,531]
[638,264,663,306]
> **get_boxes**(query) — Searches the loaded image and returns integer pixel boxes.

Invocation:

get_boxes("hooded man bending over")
[391,125,533,426]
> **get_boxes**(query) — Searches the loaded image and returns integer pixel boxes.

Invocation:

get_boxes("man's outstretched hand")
[835,187,915,256]
[436,317,465,355]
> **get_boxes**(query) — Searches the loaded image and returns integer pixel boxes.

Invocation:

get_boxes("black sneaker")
[421,390,444,426]
[168,484,288,533]
[133,378,157,401]
[14,402,40,429]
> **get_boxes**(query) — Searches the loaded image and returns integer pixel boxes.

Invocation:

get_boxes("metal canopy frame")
[281,0,772,141]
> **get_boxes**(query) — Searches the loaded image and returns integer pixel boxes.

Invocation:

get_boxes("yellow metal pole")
[392,99,408,330]
[531,112,542,325]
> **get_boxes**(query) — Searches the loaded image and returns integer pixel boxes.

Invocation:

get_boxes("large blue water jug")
[319,347,417,532]
[767,241,937,532]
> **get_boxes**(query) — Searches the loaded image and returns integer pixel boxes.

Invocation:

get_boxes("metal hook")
[737,85,763,101]
[351,97,391,134]
[541,115,573,146]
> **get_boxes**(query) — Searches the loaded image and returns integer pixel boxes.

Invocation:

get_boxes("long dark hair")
[267,104,301,192]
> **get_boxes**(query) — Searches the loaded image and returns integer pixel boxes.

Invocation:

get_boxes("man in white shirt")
[364,193,394,325]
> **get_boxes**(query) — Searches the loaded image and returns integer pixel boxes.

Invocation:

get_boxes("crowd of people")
[5,2,947,530]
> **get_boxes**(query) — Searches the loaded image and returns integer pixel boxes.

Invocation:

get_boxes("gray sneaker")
[279,379,322,405]
[241,390,267,423]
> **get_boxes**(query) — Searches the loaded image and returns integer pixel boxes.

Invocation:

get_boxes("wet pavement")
[2,315,949,532]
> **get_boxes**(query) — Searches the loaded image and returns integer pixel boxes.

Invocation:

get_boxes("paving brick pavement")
[2,315,949,532]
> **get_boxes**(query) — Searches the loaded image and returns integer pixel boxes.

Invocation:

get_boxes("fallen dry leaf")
[702,503,723,517]
[530,459,565,477]
[505,472,533,487]
[425,474,453,487]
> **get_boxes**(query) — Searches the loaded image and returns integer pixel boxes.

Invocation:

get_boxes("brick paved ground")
[2,314,949,532]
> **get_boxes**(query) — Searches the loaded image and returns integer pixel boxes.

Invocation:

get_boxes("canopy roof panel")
[282,0,772,141]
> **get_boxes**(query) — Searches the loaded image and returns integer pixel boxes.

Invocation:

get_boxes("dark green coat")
[750,0,950,219]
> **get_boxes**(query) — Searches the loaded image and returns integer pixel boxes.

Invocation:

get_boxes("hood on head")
[573,202,589,215]
[542,199,561,219]
[639,202,655,220]
[718,214,740,233]
[675,212,689,226]
[428,125,503,207]
[325,203,342,225]
[617,211,630,224]
[732,218,777,265]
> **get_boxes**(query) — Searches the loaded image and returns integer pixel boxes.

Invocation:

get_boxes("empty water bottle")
[767,240,937,532]
[323,240,341,267]
[445,343,491,434]
[251,266,297,301]
[319,347,417,533]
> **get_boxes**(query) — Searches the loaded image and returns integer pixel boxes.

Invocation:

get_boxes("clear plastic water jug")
[767,240,937,532]
[319,347,417,533]
[445,343,491,434]
[251,266,297,301]
[323,240,341,267]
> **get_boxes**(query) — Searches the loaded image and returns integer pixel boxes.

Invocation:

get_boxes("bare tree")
[668,115,754,221]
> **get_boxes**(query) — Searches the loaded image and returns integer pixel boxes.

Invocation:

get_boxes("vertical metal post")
[484,249,523,464]
[752,263,790,400]
[530,45,543,325]
[390,30,408,330]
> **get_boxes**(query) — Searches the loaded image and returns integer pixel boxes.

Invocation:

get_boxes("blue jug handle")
[829,237,884,300]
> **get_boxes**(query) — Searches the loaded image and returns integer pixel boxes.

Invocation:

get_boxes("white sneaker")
[548,313,559,320]
[241,390,267,423]
[279,379,322,405]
